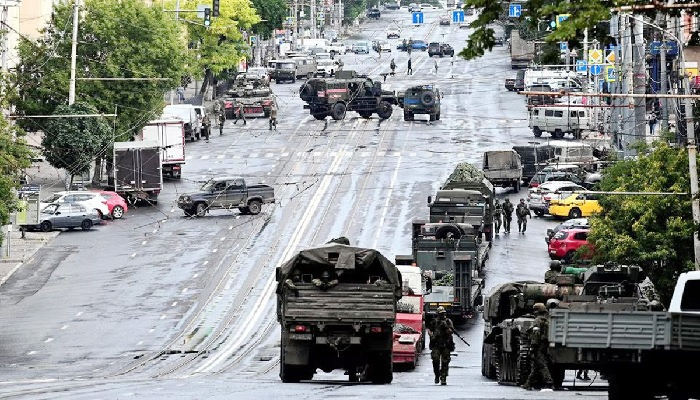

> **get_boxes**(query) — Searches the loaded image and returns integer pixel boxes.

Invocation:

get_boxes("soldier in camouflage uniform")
[522,303,554,390]
[502,198,514,233]
[516,198,531,233]
[428,306,455,385]
[493,199,503,235]
[544,261,562,283]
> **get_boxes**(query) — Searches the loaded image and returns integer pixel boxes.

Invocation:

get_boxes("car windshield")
[41,204,59,214]
[42,194,63,203]
[276,62,295,69]
[553,231,568,240]
[316,54,331,60]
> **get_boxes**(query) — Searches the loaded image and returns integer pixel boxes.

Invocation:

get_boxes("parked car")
[548,228,593,262]
[548,192,602,219]
[25,203,102,232]
[367,7,381,19]
[41,191,110,220]
[93,190,129,219]
[545,217,590,244]
[529,169,586,188]
[386,26,401,39]
[440,43,454,56]
[352,41,370,54]
[377,40,392,52]
[527,180,586,216]
[439,16,450,25]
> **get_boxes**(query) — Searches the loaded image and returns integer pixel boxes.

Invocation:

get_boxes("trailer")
[136,119,185,179]
[113,141,162,205]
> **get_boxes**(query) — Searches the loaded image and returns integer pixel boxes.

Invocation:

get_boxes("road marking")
[193,273,198,278]
[27,351,37,355]
[61,325,68,330]
[201,155,210,160]
[265,152,274,158]
[203,261,208,265]
[44,338,54,343]
[137,341,143,346]
[172,302,178,307]
[217,154,225,159]
[212,248,217,253]
[372,151,403,248]
[220,237,225,241]
[182,288,188,294]
[160,315,166,320]
[149,329,155,333]
[76,312,83,317]
[130,253,136,258]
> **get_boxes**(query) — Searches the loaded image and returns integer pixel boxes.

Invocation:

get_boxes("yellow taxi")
[548,192,602,219]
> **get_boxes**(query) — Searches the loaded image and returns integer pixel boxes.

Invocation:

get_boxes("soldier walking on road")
[516,198,531,233]
[407,58,413,75]
[269,103,278,131]
[428,307,455,385]
[233,101,246,125]
[493,199,503,235]
[523,303,554,391]
[213,100,225,135]
[434,59,438,74]
[390,59,396,75]
[202,112,211,141]
[502,198,514,233]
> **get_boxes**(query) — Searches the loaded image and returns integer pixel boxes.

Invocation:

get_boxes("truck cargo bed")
[281,283,396,323]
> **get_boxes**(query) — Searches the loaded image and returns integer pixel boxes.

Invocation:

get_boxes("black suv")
[399,85,441,121]
[367,8,380,19]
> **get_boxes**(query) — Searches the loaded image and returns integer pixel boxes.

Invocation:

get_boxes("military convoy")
[299,71,398,120]
[223,72,275,119]
[276,241,402,383]
[398,85,441,121]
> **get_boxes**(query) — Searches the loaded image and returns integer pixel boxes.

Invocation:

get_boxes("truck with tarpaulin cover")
[275,241,402,384]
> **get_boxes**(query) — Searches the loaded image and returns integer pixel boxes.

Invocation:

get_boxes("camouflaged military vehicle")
[298,70,398,120]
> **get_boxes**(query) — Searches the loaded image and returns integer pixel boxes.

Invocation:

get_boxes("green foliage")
[13,0,187,142]
[588,142,694,303]
[344,0,367,24]
[251,0,286,39]
[41,103,112,178]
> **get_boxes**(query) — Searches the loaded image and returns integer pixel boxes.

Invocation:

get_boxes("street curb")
[0,230,61,286]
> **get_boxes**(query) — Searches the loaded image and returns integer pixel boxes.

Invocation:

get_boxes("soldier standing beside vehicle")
[269,103,278,131]
[202,112,211,141]
[428,307,455,385]
[233,100,247,125]
[213,100,225,135]
[493,199,503,235]
[502,198,514,233]
[522,303,554,391]
[516,198,531,233]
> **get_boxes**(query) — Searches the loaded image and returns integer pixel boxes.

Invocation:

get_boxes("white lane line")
[149,329,155,333]
[75,312,83,317]
[142,240,148,245]
[61,325,68,330]
[172,302,178,307]
[372,152,403,249]
[217,154,225,159]
[220,237,225,241]
[201,155,210,160]
[212,249,218,253]
[28,351,37,355]
[44,338,54,343]
[160,315,166,320]
[130,253,136,258]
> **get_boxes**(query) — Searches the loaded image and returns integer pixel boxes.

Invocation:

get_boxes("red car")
[93,190,128,219]
[548,228,593,262]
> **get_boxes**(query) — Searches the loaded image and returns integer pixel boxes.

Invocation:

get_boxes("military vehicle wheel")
[513,179,521,192]
[554,129,564,138]
[420,91,435,107]
[368,351,393,384]
[376,101,393,119]
[403,111,413,121]
[280,363,302,383]
[533,126,542,137]
[195,203,207,217]
[568,208,582,219]
[534,210,545,217]
[307,72,313,79]
[184,208,196,217]
[247,200,262,215]
[275,79,280,84]
[435,224,463,240]
[312,113,327,120]
[81,219,93,231]
[331,102,347,120]
[238,207,250,215]
[40,220,52,232]
[436,112,440,120]
[359,112,372,119]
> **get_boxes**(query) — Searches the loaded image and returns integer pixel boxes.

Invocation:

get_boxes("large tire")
[312,113,327,120]
[429,113,436,121]
[534,210,545,217]
[420,91,435,107]
[554,129,564,139]
[436,112,440,120]
[195,203,207,217]
[482,343,497,379]
[376,100,393,119]
[112,205,124,219]
[247,200,262,215]
[569,208,582,219]
[359,112,372,119]
[533,126,542,137]
[331,102,347,120]
[513,180,521,192]
[368,351,393,384]
[435,224,463,240]
[81,219,93,231]
[238,207,250,215]
[40,220,52,233]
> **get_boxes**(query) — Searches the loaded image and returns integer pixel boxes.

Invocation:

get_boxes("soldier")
[284,271,302,296]
[516,198,531,233]
[502,198,514,233]
[407,58,413,75]
[269,103,278,131]
[428,306,455,385]
[312,270,339,290]
[233,100,247,125]
[390,59,396,75]
[522,303,554,391]
[493,199,503,235]
[213,100,226,135]
[202,112,211,141]
[544,260,562,283]
[434,59,438,75]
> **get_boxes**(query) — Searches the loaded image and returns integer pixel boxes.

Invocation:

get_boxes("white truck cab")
[669,271,700,314]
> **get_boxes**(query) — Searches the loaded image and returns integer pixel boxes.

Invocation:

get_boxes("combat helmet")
[533,303,547,314]
[437,306,447,314]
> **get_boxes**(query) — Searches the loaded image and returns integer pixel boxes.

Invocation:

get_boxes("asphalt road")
[0,7,607,399]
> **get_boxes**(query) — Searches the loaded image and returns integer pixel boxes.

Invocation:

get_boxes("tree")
[167,0,260,95]
[587,141,694,304]
[41,103,112,186]
[250,0,286,39]
[12,0,188,142]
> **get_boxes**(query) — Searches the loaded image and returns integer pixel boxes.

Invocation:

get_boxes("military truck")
[298,70,398,120]
[408,220,489,325]
[547,266,700,399]
[176,176,275,217]
[398,84,441,121]
[275,241,402,383]
[437,162,495,241]
[482,150,523,192]
[512,144,555,184]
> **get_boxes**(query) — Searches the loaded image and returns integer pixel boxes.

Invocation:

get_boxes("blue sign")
[452,10,464,23]
[590,64,603,76]
[576,60,587,73]
[559,42,568,52]
[412,12,424,24]
[508,3,521,18]
[650,41,679,56]
[606,66,617,82]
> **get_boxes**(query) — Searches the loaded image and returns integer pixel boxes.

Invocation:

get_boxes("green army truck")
[398,84,441,121]
[275,242,402,384]
[298,70,398,120]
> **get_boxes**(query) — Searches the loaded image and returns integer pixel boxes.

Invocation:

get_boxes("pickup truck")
[177,176,275,217]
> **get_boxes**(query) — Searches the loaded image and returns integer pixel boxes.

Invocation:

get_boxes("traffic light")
[212,0,220,17]
[204,7,211,26]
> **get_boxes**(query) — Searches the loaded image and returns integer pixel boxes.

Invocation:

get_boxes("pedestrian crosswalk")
[185,150,473,161]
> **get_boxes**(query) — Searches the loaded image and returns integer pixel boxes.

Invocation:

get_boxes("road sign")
[508,3,521,18]
[556,14,570,27]
[605,65,617,82]
[317,12,324,20]
[588,49,603,64]
[576,60,587,73]
[559,42,568,53]
[605,50,615,64]
[412,12,424,24]
[452,10,464,23]
[590,64,603,76]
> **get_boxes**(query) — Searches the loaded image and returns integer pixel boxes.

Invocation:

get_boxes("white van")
[162,104,201,142]
[528,105,591,139]
[524,69,581,89]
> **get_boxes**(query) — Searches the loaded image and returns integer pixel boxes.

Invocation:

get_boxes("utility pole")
[311,0,316,38]
[1,5,7,73]
[68,0,80,105]
[622,13,634,155]
[632,16,646,145]
[660,40,668,132]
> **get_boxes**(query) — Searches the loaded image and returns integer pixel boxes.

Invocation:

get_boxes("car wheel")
[248,200,262,215]
[40,221,52,232]
[81,219,93,231]
[535,210,545,217]
[112,205,124,219]
[331,102,347,120]
[569,208,582,219]
[533,126,542,138]
[195,203,207,217]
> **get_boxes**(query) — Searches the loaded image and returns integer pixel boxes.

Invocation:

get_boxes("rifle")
[452,329,470,347]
